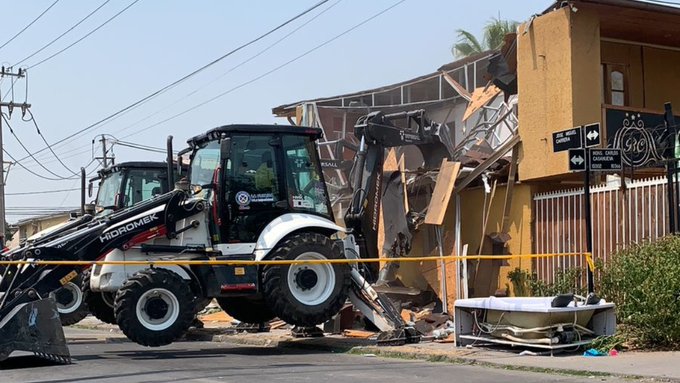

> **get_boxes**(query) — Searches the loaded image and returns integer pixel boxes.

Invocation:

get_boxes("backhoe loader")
[0,110,452,363]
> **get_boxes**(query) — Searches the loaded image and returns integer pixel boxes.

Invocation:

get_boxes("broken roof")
[272,50,494,117]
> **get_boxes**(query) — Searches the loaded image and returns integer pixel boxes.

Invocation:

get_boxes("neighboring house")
[7,211,78,249]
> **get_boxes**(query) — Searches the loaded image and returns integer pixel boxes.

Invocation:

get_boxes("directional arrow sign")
[553,127,583,152]
[589,148,622,171]
[583,123,601,147]
[568,148,586,172]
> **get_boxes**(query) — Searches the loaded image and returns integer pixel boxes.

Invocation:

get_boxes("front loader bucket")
[0,298,71,364]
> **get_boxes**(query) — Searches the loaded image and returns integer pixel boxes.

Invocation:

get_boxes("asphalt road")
[0,329,615,383]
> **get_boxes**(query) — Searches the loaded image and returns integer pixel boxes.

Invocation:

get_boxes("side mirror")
[88,182,93,198]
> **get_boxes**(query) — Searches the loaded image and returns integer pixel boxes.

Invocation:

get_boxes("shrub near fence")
[600,235,680,349]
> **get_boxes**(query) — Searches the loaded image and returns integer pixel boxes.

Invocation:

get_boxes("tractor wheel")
[55,275,89,326]
[114,268,194,347]
[81,270,117,324]
[262,232,350,326]
[216,297,275,324]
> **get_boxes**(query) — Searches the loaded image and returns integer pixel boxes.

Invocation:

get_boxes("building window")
[603,64,628,106]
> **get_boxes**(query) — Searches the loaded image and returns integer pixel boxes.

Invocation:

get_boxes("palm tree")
[452,17,519,58]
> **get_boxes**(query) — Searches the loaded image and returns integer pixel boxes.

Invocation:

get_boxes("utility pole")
[96,134,113,167]
[0,67,29,247]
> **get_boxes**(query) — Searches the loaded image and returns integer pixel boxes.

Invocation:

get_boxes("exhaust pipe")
[166,136,175,191]
[80,167,86,215]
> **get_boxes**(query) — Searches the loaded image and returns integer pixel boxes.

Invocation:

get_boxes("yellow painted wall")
[517,8,601,181]
[642,47,680,109]
[457,183,533,297]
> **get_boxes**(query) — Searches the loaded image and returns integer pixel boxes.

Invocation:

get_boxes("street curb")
[68,323,676,382]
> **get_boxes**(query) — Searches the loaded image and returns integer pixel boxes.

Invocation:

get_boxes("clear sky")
[0,0,547,222]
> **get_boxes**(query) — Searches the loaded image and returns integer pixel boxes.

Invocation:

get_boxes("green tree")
[452,17,519,58]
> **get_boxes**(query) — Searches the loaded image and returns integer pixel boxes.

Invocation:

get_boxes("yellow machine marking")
[59,270,78,286]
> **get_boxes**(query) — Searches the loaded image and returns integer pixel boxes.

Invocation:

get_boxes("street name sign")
[552,127,583,152]
[589,149,622,171]
[568,148,586,172]
[583,123,601,148]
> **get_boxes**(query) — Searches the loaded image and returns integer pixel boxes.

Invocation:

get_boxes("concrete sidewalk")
[71,317,680,382]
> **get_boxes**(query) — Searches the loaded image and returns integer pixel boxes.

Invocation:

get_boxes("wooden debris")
[269,320,287,329]
[401,309,414,323]
[343,329,376,339]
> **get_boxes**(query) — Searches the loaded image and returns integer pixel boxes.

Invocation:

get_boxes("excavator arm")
[345,109,454,262]
[341,110,454,345]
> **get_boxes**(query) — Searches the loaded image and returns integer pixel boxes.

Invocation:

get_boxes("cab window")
[123,169,164,207]
[282,135,331,217]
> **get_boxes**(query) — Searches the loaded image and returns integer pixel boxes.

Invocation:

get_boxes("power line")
[3,147,97,181]
[23,109,78,175]
[1,112,71,179]
[122,0,407,140]
[13,0,112,67]
[113,0,343,138]
[0,0,61,52]
[15,0,330,166]
[6,187,81,196]
[29,0,141,69]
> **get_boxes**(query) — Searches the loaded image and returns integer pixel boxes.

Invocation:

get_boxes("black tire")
[262,232,350,327]
[55,275,89,326]
[216,297,275,323]
[114,268,194,347]
[81,270,117,325]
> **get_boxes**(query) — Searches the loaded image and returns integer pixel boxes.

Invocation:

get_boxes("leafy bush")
[600,236,680,349]
[507,267,586,297]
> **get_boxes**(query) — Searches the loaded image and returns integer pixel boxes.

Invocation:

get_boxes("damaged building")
[272,0,680,313]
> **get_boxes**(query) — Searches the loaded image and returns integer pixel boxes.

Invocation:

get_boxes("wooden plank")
[424,159,461,225]
[343,329,376,339]
[462,84,502,122]
[441,71,472,100]
[501,149,519,234]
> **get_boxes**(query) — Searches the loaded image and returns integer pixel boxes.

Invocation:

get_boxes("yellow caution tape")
[0,252,592,267]
[584,252,596,272]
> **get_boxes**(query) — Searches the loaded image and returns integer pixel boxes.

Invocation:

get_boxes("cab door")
[221,134,287,243]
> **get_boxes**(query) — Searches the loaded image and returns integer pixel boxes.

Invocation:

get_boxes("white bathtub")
[454,296,616,350]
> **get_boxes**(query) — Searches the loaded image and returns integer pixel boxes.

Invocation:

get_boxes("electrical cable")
[22,108,78,175]
[121,0,407,140]
[113,0,343,138]
[0,0,61,52]
[13,0,112,67]
[1,112,72,179]
[3,148,73,181]
[14,0,330,165]
[28,0,141,69]
[6,188,81,196]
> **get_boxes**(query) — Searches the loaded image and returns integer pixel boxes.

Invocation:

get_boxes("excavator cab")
[90,162,182,216]
[187,127,333,244]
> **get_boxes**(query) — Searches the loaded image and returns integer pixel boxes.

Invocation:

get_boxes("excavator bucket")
[0,297,71,364]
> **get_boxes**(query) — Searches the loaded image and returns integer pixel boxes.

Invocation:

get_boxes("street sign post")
[552,127,583,152]
[559,122,606,295]
[589,149,622,171]
[568,148,586,172]
[583,123,601,148]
